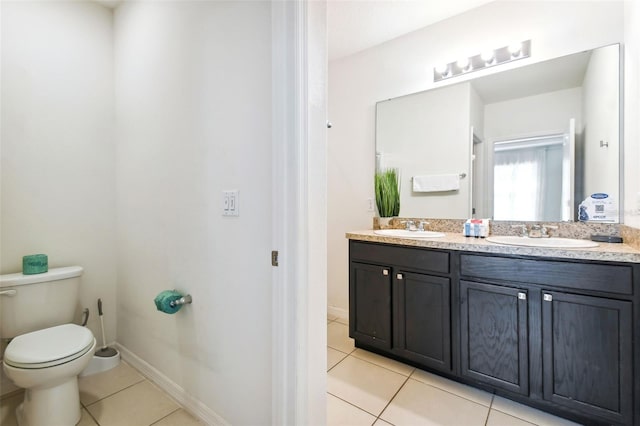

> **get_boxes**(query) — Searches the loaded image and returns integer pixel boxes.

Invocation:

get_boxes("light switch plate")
[367,198,375,212]
[223,190,239,216]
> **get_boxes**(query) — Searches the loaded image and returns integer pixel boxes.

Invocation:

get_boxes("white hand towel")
[412,174,460,192]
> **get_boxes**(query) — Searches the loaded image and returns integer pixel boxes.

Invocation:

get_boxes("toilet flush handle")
[0,290,17,296]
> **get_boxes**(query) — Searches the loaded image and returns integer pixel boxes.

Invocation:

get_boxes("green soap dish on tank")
[22,254,48,275]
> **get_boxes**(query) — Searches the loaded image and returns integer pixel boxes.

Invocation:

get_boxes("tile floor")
[0,361,202,426]
[0,319,585,426]
[327,316,583,426]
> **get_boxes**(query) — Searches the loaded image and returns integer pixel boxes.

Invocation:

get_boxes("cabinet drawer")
[460,254,632,295]
[350,241,449,274]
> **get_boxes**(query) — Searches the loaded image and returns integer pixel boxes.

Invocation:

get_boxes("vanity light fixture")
[435,63,450,78]
[434,39,531,82]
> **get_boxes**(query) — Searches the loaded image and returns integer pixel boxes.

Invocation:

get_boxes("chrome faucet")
[512,223,559,238]
[541,224,558,237]
[402,220,417,231]
[418,221,429,231]
[528,224,543,238]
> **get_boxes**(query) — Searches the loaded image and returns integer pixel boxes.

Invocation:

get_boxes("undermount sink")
[485,235,599,249]
[374,229,445,238]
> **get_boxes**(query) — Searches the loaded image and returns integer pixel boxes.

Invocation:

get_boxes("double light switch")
[223,190,239,216]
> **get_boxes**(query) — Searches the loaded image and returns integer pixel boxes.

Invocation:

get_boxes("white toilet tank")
[0,266,83,339]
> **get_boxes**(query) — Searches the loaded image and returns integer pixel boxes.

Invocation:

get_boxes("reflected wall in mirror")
[376,44,621,222]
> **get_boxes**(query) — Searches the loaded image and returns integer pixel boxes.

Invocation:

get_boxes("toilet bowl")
[0,266,93,426]
[3,324,96,426]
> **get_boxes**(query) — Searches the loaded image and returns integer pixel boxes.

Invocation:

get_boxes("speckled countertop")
[346,230,640,263]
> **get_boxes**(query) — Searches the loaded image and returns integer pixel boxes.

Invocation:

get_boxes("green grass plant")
[375,168,400,217]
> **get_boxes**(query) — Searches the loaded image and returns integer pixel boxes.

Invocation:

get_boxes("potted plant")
[375,168,400,226]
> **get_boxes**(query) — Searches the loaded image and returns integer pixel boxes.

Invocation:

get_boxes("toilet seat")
[4,324,94,369]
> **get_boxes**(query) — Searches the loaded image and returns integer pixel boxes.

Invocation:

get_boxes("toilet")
[0,266,96,426]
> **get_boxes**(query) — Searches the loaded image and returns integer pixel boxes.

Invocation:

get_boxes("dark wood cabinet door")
[349,262,392,349]
[460,280,529,395]
[393,271,451,372]
[542,291,632,424]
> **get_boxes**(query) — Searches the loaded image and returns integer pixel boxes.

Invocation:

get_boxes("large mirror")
[376,44,621,222]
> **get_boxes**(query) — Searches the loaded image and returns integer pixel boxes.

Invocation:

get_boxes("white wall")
[582,45,620,205]
[484,88,582,141]
[328,1,625,315]
[624,0,640,229]
[376,83,472,218]
[0,0,116,369]
[114,2,272,424]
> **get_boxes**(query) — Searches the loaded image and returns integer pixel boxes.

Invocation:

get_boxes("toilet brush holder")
[81,349,120,377]
[80,298,121,377]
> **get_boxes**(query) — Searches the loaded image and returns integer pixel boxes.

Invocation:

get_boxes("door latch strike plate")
[271,250,279,267]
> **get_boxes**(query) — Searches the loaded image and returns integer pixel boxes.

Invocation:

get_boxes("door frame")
[272,1,327,424]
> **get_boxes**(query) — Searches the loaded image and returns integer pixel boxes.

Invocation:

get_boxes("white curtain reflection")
[493,136,563,221]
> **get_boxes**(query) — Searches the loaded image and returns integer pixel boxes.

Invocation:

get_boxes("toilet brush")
[95,298,118,357]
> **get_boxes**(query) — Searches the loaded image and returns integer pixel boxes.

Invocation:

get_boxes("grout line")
[490,407,541,426]
[374,374,410,424]
[408,375,493,408]
[483,394,494,426]
[84,378,147,408]
[485,395,546,426]
[327,391,381,419]
[326,343,356,356]
[349,350,415,378]
[326,351,350,373]
[148,407,181,425]
[83,405,101,426]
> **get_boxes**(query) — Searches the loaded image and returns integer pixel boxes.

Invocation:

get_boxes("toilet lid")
[4,324,95,369]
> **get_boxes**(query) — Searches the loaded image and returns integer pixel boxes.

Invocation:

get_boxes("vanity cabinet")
[349,240,639,426]
[459,280,529,395]
[349,241,453,373]
[460,253,634,425]
[349,261,392,349]
[541,291,632,422]
[393,271,451,372]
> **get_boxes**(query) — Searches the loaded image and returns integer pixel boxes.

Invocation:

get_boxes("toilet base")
[16,377,81,426]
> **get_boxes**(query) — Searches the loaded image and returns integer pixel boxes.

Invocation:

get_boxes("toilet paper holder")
[169,294,192,308]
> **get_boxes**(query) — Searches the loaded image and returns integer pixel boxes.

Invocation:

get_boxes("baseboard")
[327,305,348,322]
[115,343,229,426]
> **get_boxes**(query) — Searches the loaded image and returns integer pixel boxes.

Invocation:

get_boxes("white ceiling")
[472,50,592,103]
[94,0,494,62]
[327,0,495,61]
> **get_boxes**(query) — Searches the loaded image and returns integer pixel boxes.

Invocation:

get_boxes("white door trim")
[271,1,327,424]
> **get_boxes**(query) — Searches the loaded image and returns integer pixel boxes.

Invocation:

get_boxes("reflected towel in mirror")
[412,174,460,192]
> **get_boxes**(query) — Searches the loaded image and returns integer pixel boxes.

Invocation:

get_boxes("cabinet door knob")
[518,292,527,300]
[543,294,553,302]
[382,269,389,276]
[396,273,403,280]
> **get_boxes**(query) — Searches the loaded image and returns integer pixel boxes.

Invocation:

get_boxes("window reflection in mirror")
[493,134,566,221]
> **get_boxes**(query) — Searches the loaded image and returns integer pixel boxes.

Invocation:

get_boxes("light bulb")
[456,57,470,71]
[509,42,523,57]
[481,50,495,64]
[435,64,450,76]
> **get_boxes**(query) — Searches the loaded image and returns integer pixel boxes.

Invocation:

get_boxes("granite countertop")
[346,230,640,263]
